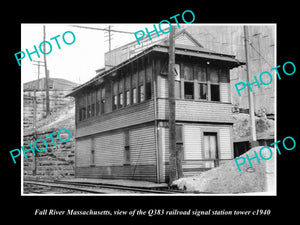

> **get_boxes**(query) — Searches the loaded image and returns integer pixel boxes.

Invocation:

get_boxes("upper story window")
[208,67,220,102]
[118,77,124,108]
[87,92,95,118]
[78,58,153,122]
[112,80,118,111]
[183,63,194,99]
[96,87,106,116]
[132,64,138,105]
[138,60,145,103]
[145,59,152,100]
[78,95,86,121]
[125,73,131,106]
[194,65,207,100]
[181,63,222,102]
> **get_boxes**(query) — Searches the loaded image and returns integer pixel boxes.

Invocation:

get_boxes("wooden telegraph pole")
[243,26,257,146]
[168,26,178,185]
[32,60,44,176]
[43,25,50,116]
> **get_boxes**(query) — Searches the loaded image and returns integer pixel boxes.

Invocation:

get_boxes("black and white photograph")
[4,5,298,224]
[21,23,276,195]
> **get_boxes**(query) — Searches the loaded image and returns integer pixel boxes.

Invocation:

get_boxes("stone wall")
[23,128,75,179]
[23,90,74,129]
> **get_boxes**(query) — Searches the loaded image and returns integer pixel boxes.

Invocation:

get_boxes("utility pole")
[32,80,37,176]
[104,25,113,51]
[106,25,112,51]
[168,26,178,185]
[43,25,50,116]
[33,60,45,81]
[71,25,134,51]
[108,25,111,51]
[243,25,257,147]
[32,60,44,176]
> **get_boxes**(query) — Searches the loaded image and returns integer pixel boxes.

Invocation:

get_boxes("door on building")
[203,132,219,167]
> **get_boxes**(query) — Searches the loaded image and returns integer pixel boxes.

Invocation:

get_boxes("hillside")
[24,99,75,136]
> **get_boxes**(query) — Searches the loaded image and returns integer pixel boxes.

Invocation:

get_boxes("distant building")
[23,77,78,129]
[68,31,244,183]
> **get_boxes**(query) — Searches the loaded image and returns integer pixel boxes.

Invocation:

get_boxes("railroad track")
[24,179,183,194]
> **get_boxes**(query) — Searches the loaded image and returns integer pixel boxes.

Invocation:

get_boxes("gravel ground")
[172,146,275,194]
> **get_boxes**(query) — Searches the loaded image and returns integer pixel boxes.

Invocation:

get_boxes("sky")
[21,24,150,85]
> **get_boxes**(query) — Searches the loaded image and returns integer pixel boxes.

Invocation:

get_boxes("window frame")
[138,59,145,103]
[207,67,220,102]
[100,87,106,114]
[202,131,219,167]
[79,95,87,121]
[131,62,138,105]
[112,79,118,111]
[180,63,221,102]
[118,74,125,109]
[124,66,131,106]
[182,62,195,100]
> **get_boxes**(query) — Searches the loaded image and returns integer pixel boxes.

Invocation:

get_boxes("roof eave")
[67,44,245,97]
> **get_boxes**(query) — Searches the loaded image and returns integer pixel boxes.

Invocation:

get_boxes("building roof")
[68,40,245,97]
[104,29,206,70]
[153,43,242,64]
[24,77,78,91]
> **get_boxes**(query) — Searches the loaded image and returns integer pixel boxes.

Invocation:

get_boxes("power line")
[70,25,135,52]
[70,25,134,34]
[104,25,114,51]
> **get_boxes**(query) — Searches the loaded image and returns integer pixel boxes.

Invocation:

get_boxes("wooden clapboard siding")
[75,165,157,182]
[159,127,168,182]
[157,98,233,123]
[183,125,202,160]
[220,82,230,103]
[218,127,233,159]
[75,124,157,181]
[94,131,124,166]
[75,138,91,168]
[76,100,155,138]
[159,124,233,182]
[157,75,168,99]
[130,126,156,165]
[183,125,233,160]
[175,32,199,46]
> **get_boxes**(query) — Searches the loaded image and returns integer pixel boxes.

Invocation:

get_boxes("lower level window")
[124,146,130,164]
[203,132,218,159]
[91,149,95,166]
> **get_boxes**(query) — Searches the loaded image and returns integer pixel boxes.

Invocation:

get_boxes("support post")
[244,26,258,147]
[168,26,178,185]
[43,25,50,117]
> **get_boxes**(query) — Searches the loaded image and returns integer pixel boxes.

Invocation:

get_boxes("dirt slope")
[172,146,275,194]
